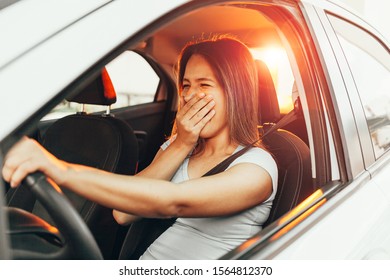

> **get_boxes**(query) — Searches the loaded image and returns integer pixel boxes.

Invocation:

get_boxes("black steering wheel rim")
[18,172,103,259]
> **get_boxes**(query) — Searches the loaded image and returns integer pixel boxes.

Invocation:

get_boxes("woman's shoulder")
[230,145,278,200]
[236,146,275,163]
[230,146,278,177]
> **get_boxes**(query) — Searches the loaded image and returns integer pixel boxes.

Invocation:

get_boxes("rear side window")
[44,51,160,120]
[106,51,159,108]
[328,15,390,158]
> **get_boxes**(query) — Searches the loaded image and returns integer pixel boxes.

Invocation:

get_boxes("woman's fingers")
[186,95,214,121]
[190,99,215,124]
[179,94,214,122]
[8,159,37,187]
[193,109,216,132]
[180,93,213,117]
[178,92,205,117]
[2,137,55,187]
[2,137,31,183]
[175,93,216,146]
[177,96,215,134]
[2,154,18,184]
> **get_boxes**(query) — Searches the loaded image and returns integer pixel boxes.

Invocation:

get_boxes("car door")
[221,0,390,259]
[323,5,390,259]
[259,1,390,259]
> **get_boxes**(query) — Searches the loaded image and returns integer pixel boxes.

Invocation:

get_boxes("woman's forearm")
[112,139,193,224]
[63,163,181,219]
[136,138,193,180]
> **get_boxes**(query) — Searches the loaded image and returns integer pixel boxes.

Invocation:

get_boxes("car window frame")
[0,0,362,260]
[299,3,366,180]
[324,12,390,165]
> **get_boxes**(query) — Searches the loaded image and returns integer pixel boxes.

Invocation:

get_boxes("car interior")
[4,3,321,259]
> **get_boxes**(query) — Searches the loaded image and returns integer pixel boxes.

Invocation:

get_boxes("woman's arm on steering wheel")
[2,137,272,223]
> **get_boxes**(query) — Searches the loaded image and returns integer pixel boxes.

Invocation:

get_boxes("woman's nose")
[183,89,196,103]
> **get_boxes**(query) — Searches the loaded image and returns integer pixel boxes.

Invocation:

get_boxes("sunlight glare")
[250,47,294,114]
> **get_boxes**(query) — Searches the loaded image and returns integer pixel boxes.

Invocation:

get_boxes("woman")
[2,36,278,259]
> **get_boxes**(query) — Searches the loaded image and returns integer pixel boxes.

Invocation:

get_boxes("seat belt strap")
[202,145,253,177]
[261,108,299,137]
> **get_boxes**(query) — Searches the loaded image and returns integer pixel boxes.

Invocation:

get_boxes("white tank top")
[140,144,278,260]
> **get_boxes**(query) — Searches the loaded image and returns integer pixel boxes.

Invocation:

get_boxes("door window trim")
[324,11,389,166]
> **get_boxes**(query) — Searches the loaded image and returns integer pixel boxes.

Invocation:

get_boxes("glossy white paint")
[0,0,389,260]
[274,175,389,259]
[0,0,187,140]
[0,0,109,67]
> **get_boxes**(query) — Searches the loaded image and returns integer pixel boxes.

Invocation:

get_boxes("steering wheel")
[8,172,103,259]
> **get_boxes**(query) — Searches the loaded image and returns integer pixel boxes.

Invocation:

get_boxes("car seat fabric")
[39,114,138,215]
[6,69,139,259]
[255,60,314,226]
[37,114,138,259]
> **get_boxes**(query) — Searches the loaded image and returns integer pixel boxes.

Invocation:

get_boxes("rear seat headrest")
[255,59,280,124]
[67,68,117,105]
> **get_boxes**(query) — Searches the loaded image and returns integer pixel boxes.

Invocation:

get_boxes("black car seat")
[255,60,314,226]
[6,68,139,259]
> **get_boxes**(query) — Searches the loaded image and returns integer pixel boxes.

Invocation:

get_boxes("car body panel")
[0,0,187,141]
[262,1,390,259]
[299,1,365,179]
[317,7,378,168]
[0,0,110,68]
[0,0,389,260]
[271,172,390,259]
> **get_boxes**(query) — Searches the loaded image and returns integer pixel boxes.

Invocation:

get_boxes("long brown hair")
[173,35,261,151]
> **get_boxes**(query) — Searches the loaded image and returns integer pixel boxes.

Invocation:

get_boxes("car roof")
[0,0,111,68]
[1,0,358,71]
[0,0,187,142]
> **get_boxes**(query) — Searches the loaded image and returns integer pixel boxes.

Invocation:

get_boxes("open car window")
[43,51,160,120]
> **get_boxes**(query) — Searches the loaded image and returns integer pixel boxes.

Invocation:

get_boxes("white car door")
[262,1,390,259]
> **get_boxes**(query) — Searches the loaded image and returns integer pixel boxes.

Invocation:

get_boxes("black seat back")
[255,60,314,226]
[7,69,139,259]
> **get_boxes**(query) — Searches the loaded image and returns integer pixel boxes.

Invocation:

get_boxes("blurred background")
[338,0,390,41]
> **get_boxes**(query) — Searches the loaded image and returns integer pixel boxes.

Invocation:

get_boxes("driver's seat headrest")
[255,59,280,124]
[67,68,117,105]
